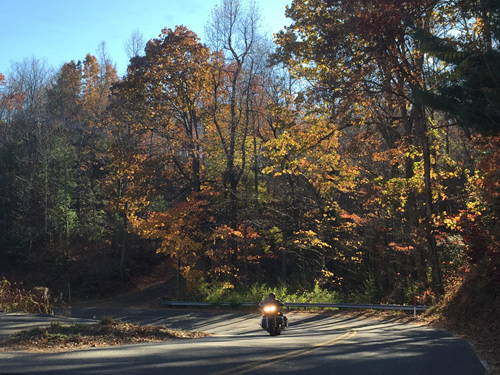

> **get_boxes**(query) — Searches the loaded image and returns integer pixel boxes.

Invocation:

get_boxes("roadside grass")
[0,317,207,352]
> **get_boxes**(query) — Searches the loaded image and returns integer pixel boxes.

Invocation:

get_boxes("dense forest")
[0,0,498,312]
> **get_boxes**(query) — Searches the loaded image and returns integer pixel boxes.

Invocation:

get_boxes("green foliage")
[199,281,236,304]
[245,283,275,304]
[414,0,500,135]
[404,281,420,306]
[50,321,63,329]
[181,281,339,305]
[348,276,382,304]
[286,283,339,304]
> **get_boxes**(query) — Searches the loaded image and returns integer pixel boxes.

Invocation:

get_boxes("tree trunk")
[414,104,444,298]
[120,208,128,275]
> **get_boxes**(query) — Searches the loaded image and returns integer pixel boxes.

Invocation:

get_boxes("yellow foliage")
[293,230,332,249]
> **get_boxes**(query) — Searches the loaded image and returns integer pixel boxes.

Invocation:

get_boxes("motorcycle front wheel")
[268,326,281,336]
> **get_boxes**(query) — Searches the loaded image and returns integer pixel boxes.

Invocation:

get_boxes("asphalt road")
[0,307,486,375]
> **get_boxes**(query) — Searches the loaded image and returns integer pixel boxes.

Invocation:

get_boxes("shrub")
[99,316,116,326]
[191,281,340,306]
[202,281,235,304]
[0,278,51,314]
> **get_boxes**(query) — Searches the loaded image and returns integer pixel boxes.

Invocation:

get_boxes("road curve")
[0,309,486,374]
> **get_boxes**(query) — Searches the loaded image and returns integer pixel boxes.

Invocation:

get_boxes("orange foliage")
[0,73,24,112]
[340,212,368,225]
[211,223,260,241]
[388,242,414,252]
[131,197,212,259]
[474,135,500,203]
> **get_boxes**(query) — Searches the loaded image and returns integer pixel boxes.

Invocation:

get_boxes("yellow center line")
[209,328,357,375]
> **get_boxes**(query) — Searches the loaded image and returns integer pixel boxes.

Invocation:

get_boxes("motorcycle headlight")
[263,305,276,313]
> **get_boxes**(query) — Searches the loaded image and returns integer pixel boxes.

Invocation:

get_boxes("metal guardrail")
[285,302,428,312]
[158,299,428,312]
[158,300,254,308]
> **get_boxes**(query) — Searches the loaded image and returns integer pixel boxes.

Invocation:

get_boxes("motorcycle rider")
[259,292,288,328]
[259,292,282,306]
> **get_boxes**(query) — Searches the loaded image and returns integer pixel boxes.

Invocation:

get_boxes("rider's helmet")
[269,292,276,299]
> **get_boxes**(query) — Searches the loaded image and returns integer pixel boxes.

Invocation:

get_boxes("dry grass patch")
[0,317,207,352]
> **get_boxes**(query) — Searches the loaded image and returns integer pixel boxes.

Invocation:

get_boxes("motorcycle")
[260,303,287,336]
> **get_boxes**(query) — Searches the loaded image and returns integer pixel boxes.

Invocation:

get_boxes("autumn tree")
[45,53,118,256]
[78,53,118,247]
[272,0,476,299]
[204,0,266,275]
[415,0,500,312]
[100,55,152,273]
[144,26,213,194]
[205,0,261,213]
[48,61,82,127]
[104,26,217,275]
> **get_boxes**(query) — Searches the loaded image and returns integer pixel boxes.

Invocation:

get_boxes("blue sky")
[1,0,291,77]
